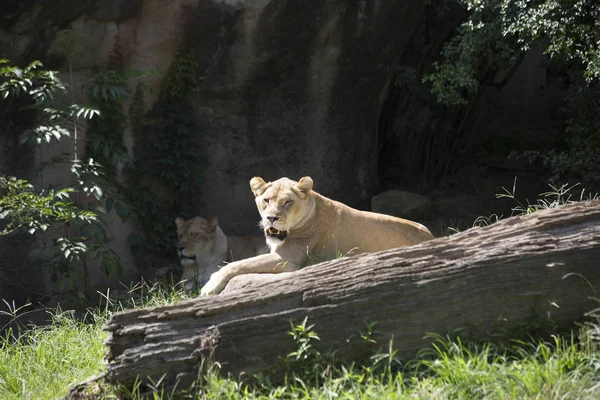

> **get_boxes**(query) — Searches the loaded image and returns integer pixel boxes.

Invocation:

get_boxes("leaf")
[106,197,115,213]
[114,201,128,219]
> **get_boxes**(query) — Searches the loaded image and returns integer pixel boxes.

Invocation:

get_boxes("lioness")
[175,216,267,291]
[200,176,434,295]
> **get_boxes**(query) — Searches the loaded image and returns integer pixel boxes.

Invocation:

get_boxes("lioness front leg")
[200,253,300,295]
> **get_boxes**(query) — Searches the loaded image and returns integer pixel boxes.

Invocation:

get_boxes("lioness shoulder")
[200,176,434,295]
[175,216,266,291]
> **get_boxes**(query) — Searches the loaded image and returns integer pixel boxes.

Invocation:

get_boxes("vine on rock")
[85,42,130,180]
[127,48,205,273]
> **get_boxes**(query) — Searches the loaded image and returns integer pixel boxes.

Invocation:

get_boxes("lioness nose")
[267,216,279,223]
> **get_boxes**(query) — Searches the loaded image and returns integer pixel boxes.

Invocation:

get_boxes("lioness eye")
[285,200,293,205]
[263,198,269,204]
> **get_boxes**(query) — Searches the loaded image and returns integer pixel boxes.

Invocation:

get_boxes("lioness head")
[250,176,315,245]
[175,216,219,265]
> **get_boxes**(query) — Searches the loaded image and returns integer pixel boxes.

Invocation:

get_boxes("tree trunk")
[104,200,600,389]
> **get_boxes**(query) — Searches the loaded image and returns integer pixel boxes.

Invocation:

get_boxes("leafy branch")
[425,0,600,104]
[0,175,96,236]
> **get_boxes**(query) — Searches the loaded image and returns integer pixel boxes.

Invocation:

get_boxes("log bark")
[105,201,600,389]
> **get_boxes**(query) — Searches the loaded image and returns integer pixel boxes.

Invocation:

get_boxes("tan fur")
[200,176,434,295]
[175,216,267,291]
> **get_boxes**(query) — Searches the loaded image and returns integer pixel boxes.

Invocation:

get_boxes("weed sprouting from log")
[447,178,599,234]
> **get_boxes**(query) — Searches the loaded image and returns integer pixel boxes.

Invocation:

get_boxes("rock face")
[0,0,570,302]
[371,189,430,219]
[185,0,428,234]
[0,0,429,291]
[1,0,429,228]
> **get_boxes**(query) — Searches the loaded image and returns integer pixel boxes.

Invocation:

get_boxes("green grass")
[188,319,600,400]
[413,332,600,400]
[3,292,600,400]
[0,281,193,400]
[448,179,599,234]
[170,328,600,400]
[0,310,106,400]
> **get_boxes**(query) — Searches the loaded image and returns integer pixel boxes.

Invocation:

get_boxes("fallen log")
[104,200,600,390]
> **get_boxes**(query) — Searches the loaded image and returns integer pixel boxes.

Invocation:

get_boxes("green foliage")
[160,47,198,100]
[2,57,100,159]
[391,1,600,187]
[2,41,156,288]
[286,317,322,362]
[47,29,93,70]
[503,0,600,81]
[426,0,600,104]
[423,0,520,104]
[0,170,122,286]
[425,0,518,104]
[82,42,157,183]
[84,45,130,179]
[516,82,600,189]
[0,58,127,291]
[0,175,96,235]
[81,45,155,226]
[19,103,99,148]
[0,59,65,102]
[127,48,205,267]
[129,83,145,141]
[85,96,127,178]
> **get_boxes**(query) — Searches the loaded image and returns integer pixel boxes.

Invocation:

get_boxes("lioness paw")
[200,276,226,295]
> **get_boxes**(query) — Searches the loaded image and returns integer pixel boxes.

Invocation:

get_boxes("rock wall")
[0,0,428,293]
[0,1,569,301]
[185,0,428,234]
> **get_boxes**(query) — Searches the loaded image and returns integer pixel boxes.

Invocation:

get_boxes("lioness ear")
[250,176,270,197]
[293,176,313,199]
[206,216,218,232]
[297,176,313,193]
[175,217,184,228]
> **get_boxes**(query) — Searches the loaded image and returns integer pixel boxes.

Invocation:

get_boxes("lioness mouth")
[266,227,288,241]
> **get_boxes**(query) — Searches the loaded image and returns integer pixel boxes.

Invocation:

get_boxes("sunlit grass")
[0,280,193,400]
[448,179,599,234]
[197,321,600,400]
[413,331,600,400]
[0,310,106,400]
[2,282,600,400]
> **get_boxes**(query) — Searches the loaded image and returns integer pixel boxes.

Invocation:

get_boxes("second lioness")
[200,176,434,295]
[175,216,267,291]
